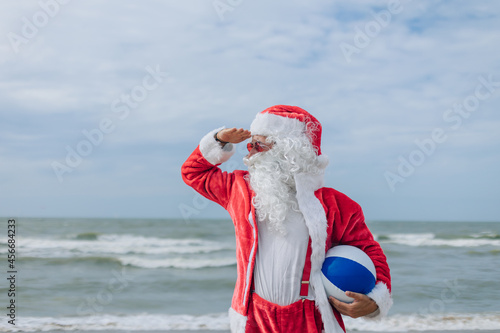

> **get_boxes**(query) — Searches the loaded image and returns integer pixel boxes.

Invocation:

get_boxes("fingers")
[329,296,352,318]
[218,128,251,144]
[233,128,251,138]
[229,128,251,143]
[345,291,364,300]
[329,292,378,319]
[328,296,341,309]
[222,127,247,132]
[329,296,350,313]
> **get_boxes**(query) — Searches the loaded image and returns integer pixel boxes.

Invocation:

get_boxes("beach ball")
[321,245,376,303]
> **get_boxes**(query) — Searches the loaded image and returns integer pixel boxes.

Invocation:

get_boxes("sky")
[1,0,499,222]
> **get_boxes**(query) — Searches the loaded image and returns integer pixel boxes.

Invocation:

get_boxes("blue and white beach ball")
[321,245,376,303]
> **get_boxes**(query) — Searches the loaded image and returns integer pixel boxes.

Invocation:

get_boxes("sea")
[1,217,500,332]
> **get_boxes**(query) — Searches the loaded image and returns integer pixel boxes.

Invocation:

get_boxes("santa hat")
[250,105,329,168]
[249,106,342,333]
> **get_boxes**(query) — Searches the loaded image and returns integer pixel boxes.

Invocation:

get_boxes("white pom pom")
[317,154,329,169]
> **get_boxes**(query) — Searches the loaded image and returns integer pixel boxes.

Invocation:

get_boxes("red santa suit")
[181,106,392,332]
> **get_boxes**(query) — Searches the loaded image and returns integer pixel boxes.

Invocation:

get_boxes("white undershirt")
[253,209,314,306]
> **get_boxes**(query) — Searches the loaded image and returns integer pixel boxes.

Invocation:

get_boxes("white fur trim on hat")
[250,111,327,160]
[199,127,235,165]
[250,112,305,138]
[365,282,393,320]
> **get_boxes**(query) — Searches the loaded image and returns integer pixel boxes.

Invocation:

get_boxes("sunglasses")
[247,141,271,152]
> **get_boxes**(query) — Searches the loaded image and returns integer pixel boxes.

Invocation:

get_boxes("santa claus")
[181,105,392,333]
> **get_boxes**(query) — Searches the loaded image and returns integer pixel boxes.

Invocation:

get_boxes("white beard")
[243,151,300,235]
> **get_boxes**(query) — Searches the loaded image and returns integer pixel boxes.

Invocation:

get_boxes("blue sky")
[1,0,499,222]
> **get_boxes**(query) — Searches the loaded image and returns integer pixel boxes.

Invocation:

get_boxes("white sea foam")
[0,234,231,257]
[344,312,500,331]
[379,233,500,247]
[1,312,500,332]
[0,313,229,332]
[118,255,237,269]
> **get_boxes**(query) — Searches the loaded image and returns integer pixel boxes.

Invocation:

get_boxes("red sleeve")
[338,206,391,292]
[323,189,391,292]
[181,146,234,210]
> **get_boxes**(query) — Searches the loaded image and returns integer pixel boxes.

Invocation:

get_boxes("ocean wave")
[118,256,237,269]
[75,232,100,240]
[18,256,123,266]
[471,231,500,240]
[377,233,500,247]
[0,234,231,257]
[0,313,229,332]
[16,254,237,270]
[344,312,500,331]
[1,312,499,332]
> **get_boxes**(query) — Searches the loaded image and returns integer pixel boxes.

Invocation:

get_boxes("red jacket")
[181,130,392,332]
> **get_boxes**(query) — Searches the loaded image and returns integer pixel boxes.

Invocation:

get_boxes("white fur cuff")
[199,127,235,165]
[228,307,247,333]
[366,282,393,320]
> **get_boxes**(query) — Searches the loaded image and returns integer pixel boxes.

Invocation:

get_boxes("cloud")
[0,0,499,220]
